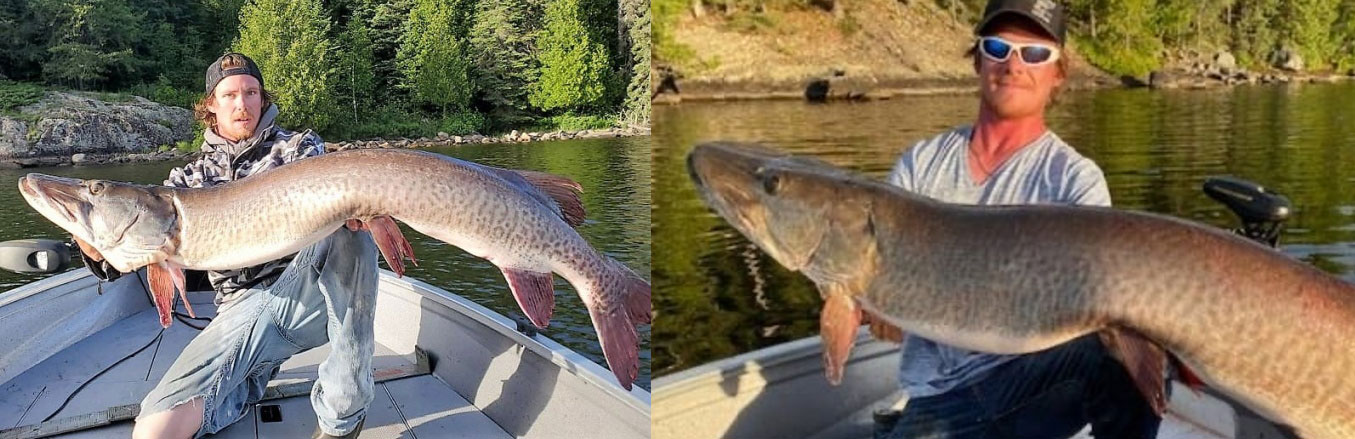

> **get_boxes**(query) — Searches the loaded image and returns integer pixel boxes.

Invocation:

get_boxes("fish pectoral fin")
[146,262,184,328]
[512,170,587,227]
[1099,327,1170,416]
[821,289,862,386]
[501,268,555,328]
[1167,352,1208,394]
[361,215,418,277]
[861,309,905,344]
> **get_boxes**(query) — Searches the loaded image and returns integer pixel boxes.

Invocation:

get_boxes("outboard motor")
[0,239,74,274]
[1203,176,1291,248]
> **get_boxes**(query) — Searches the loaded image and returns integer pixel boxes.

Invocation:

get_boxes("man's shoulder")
[901,125,971,164]
[267,126,326,158]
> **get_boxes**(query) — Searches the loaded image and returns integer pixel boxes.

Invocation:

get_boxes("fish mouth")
[19,174,86,225]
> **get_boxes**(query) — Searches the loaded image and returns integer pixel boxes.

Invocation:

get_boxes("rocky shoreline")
[0,125,651,169]
[652,50,1355,104]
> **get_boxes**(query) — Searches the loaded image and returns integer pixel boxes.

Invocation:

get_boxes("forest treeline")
[0,0,650,140]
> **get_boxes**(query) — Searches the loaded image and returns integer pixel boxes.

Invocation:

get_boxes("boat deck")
[1,291,511,439]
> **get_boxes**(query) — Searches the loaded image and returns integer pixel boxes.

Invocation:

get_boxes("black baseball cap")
[975,0,1066,45]
[204,52,265,94]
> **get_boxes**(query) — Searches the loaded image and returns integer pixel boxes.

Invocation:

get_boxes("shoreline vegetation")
[652,0,1355,103]
[0,0,650,162]
[0,125,650,169]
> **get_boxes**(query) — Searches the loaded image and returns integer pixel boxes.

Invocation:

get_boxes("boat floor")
[2,292,513,438]
[807,390,1231,439]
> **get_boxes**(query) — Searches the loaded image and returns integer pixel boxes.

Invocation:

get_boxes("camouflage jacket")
[84,104,326,299]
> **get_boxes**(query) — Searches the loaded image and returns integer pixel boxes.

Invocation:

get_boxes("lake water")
[0,137,653,389]
[653,82,1355,378]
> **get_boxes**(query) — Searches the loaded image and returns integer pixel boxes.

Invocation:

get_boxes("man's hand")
[73,236,104,262]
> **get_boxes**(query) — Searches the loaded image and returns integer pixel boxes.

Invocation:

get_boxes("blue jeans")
[136,228,379,438]
[886,334,1162,439]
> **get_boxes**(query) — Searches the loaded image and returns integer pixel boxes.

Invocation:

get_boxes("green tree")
[1278,0,1338,69]
[531,0,612,112]
[236,0,339,131]
[358,0,413,104]
[1232,0,1281,68]
[397,0,473,113]
[468,0,538,126]
[1332,0,1355,70]
[621,0,650,125]
[335,15,377,121]
[36,0,142,89]
[1081,0,1162,76]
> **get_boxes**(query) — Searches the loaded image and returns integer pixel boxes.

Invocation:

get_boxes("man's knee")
[133,397,205,439]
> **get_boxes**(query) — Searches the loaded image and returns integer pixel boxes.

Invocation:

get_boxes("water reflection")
[653,82,1355,377]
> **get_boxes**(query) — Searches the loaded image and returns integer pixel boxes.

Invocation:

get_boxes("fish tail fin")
[582,258,650,391]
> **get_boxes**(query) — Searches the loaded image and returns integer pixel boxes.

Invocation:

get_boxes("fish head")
[688,142,855,273]
[18,174,180,272]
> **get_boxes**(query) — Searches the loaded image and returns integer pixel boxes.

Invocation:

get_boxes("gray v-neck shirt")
[886,125,1112,399]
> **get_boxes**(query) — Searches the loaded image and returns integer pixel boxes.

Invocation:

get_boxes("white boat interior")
[0,270,649,438]
[654,330,1296,439]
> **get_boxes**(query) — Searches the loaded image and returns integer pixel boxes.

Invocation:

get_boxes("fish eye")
[761,172,781,195]
[88,181,106,195]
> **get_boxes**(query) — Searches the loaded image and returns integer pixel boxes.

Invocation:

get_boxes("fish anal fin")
[513,170,587,227]
[501,268,555,328]
[861,308,905,344]
[1099,327,1169,416]
[147,262,178,328]
[821,289,861,386]
[361,215,418,277]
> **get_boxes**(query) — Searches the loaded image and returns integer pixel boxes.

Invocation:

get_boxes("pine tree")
[468,0,537,126]
[397,0,472,113]
[1233,0,1282,68]
[235,0,339,131]
[531,0,611,112]
[621,0,649,125]
[36,0,141,90]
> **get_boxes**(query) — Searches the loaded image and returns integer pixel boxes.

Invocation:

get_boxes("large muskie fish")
[687,142,1355,438]
[19,149,650,390]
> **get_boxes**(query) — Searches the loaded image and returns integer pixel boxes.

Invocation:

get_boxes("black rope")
[41,330,163,422]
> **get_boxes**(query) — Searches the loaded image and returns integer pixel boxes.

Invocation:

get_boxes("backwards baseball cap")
[204,52,265,94]
[975,0,1066,45]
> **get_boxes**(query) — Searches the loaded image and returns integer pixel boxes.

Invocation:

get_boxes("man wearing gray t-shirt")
[882,1,1161,438]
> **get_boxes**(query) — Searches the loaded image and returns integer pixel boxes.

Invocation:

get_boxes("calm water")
[0,138,653,389]
[653,83,1355,378]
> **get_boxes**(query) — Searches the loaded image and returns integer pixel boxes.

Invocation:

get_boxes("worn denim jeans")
[884,334,1162,439]
[136,228,379,438]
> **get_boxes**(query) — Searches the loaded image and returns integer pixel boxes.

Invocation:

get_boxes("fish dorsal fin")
[510,170,587,227]
[1098,327,1170,416]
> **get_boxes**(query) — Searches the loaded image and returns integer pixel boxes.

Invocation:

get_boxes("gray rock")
[1148,70,1176,88]
[1213,51,1237,73]
[1275,48,1304,72]
[452,135,463,143]
[71,153,87,163]
[509,130,520,138]
[3,91,193,159]
[437,131,449,139]
[0,117,28,159]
